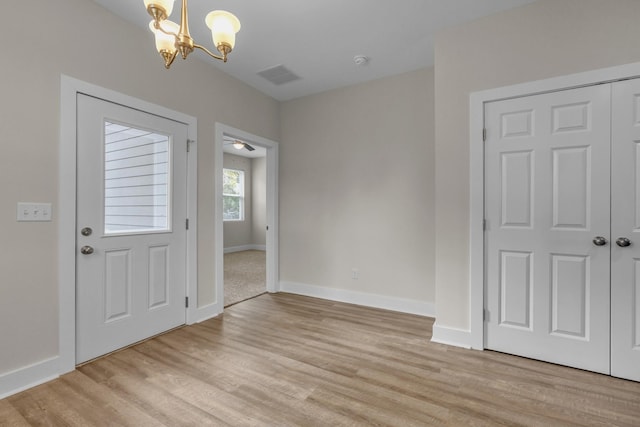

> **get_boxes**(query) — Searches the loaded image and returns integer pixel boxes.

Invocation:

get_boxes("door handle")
[80,245,94,255]
[592,236,607,246]
[616,237,632,248]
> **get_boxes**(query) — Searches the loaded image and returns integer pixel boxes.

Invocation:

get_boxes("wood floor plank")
[7,381,96,426]
[55,371,164,426]
[140,336,317,401]
[79,357,227,427]
[0,399,30,427]
[3,293,640,426]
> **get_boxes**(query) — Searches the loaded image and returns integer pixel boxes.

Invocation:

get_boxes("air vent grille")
[257,65,300,85]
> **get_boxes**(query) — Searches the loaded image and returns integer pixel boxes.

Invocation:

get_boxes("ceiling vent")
[257,65,300,85]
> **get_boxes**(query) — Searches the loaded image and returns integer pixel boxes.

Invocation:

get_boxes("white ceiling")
[92,0,537,101]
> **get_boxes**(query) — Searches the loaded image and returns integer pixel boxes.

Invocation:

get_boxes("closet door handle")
[592,236,607,246]
[616,237,631,248]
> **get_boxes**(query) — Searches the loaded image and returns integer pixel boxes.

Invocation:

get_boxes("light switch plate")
[17,203,53,222]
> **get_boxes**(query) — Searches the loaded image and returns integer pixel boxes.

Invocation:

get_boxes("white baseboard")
[224,244,266,254]
[0,356,59,399]
[431,323,472,349]
[188,301,222,324]
[279,281,435,317]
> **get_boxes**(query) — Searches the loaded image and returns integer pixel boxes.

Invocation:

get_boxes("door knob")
[80,245,94,255]
[616,237,631,248]
[592,236,607,246]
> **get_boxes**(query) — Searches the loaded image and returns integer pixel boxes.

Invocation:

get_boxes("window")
[223,168,244,221]
[104,121,170,234]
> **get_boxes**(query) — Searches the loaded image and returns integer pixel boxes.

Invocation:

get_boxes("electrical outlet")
[351,268,359,280]
[17,203,53,222]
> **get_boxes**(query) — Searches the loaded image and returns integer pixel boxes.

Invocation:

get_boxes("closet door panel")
[611,79,640,382]
[485,84,611,374]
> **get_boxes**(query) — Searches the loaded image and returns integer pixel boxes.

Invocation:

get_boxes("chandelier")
[144,0,241,69]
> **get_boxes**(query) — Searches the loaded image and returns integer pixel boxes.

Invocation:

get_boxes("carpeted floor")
[224,250,266,307]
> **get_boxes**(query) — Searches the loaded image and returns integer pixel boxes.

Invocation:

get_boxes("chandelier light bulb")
[144,0,175,20]
[206,10,241,55]
[149,20,179,53]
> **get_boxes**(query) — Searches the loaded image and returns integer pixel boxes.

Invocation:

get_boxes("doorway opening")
[214,124,279,311]
[222,145,267,306]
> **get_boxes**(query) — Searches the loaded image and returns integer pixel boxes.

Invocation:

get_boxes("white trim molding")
[280,281,436,318]
[190,302,222,324]
[468,61,640,351]
[57,75,198,384]
[431,324,472,349]
[0,357,59,400]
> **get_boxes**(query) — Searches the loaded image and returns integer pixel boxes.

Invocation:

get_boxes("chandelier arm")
[154,20,179,39]
[194,43,227,63]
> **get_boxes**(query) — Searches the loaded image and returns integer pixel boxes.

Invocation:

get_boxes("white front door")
[484,85,612,374]
[76,94,188,364]
[611,79,640,381]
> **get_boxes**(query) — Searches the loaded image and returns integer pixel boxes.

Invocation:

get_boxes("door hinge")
[482,128,487,142]
[185,296,189,308]
[266,225,269,231]
[484,309,489,322]
[187,139,195,152]
[186,218,189,230]
[483,219,487,231]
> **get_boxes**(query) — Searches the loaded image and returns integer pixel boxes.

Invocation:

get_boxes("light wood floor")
[2,294,640,426]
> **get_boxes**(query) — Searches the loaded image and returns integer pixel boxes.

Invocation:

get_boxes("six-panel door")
[484,85,612,374]
[611,79,640,382]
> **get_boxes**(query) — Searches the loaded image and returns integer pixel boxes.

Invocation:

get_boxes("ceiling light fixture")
[232,140,245,150]
[353,55,369,66]
[144,0,241,69]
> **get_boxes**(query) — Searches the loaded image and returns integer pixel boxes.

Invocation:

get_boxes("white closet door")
[484,85,611,374]
[611,79,640,382]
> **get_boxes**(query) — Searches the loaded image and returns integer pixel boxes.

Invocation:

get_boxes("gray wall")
[280,68,435,303]
[434,0,640,330]
[0,0,279,377]
[222,153,266,249]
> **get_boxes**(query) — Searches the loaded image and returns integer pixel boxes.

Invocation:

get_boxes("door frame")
[468,61,640,351]
[59,76,198,374]
[214,123,279,312]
